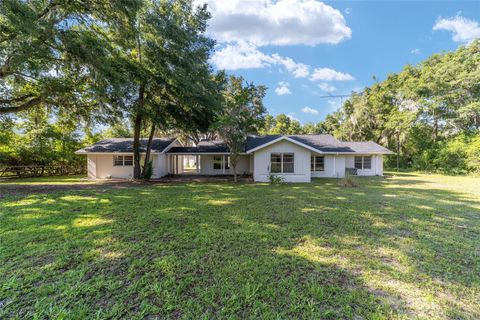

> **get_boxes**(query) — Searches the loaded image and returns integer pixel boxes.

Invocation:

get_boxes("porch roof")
[168,140,229,154]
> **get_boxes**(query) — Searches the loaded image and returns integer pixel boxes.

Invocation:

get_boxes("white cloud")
[211,42,310,78]
[325,99,342,111]
[197,0,351,46]
[302,106,319,114]
[203,1,354,80]
[210,42,270,70]
[275,82,292,95]
[317,82,336,92]
[287,113,300,122]
[271,54,310,78]
[411,48,421,55]
[309,67,354,81]
[433,15,480,43]
[345,8,351,15]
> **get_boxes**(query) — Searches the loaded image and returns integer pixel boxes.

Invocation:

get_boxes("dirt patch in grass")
[0,175,253,199]
[0,180,133,198]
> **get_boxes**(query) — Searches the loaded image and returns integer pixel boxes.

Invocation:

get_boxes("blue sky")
[197,0,480,123]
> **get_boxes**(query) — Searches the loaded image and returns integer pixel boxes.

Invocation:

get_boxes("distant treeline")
[1,41,479,174]
[262,41,480,174]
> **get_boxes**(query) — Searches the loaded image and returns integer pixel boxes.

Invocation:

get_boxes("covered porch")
[166,152,252,176]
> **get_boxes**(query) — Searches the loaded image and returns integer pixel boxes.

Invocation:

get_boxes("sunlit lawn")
[1,173,479,319]
[0,175,90,185]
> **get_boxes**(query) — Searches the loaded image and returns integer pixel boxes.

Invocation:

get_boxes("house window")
[113,155,133,166]
[283,153,294,173]
[213,156,222,170]
[354,156,363,169]
[311,156,325,172]
[354,156,372,170]
[270,153,282,173]
[363,156,372,169]
[270,153,294,173]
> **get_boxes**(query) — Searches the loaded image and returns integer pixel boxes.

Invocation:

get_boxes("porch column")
[167,155,170,174]
[175,155,178,174]
[222,155,225,174]
[196,155,200,174]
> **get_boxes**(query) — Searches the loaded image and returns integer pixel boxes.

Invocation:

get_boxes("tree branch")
[0,93,36,104]
[0,97,42,114]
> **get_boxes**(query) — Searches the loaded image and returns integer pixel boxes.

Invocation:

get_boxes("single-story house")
[75,134,394,183]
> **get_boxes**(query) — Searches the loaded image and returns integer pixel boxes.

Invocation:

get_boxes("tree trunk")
[396,132,400,171]
[133,85,145,180]
[230,154,238,182]
[141,123,156,178]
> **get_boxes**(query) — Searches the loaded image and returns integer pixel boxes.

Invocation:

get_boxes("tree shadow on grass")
[1,176,479,318]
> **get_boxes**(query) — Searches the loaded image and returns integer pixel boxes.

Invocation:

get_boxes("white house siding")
[310,154,346,178]
[94,154,134,179]
[253,140,311,183]
[198,155,251,175]
[377,155,384,175]
[155,154,168,178]
[345,154,384,176]
[87,154,166,179]
[87,155,97,179]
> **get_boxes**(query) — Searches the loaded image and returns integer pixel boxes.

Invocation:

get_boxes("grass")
[0,175,90,185]
[1,173,479,319]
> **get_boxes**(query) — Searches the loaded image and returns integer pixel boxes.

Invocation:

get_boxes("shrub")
[340,171,358,188]
[268,173,285,184]
[465,135,480,174]
[141,161,154,180]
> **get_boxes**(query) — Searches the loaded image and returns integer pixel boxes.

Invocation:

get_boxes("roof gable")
[246,134,355,153]
[245,135,393,154]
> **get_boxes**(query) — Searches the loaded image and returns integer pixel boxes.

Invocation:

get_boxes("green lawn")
[1,173,479,319]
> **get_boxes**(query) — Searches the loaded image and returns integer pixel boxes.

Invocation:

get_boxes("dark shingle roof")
[245,135,282,151]
[245,134,392,153]
[341,141,394,154]
[76,138,176,154]
[246,134,355,152]
[77,135,393,155]
[169,140,230,153]
[288,135,354,152]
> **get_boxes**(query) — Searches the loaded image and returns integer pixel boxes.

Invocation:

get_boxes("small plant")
[268,172,285,184]
[141,161,154,180]
[340,171,358,188]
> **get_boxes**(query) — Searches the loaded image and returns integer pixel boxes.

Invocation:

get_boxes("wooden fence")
[0,165,86,178]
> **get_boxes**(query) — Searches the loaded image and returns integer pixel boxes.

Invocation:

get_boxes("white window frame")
[270,153,294,173]
[113,155,133,167]
[311,156,325,172]
[213,156,222,170]
[213,155,229,171]
[354,156,372,170]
